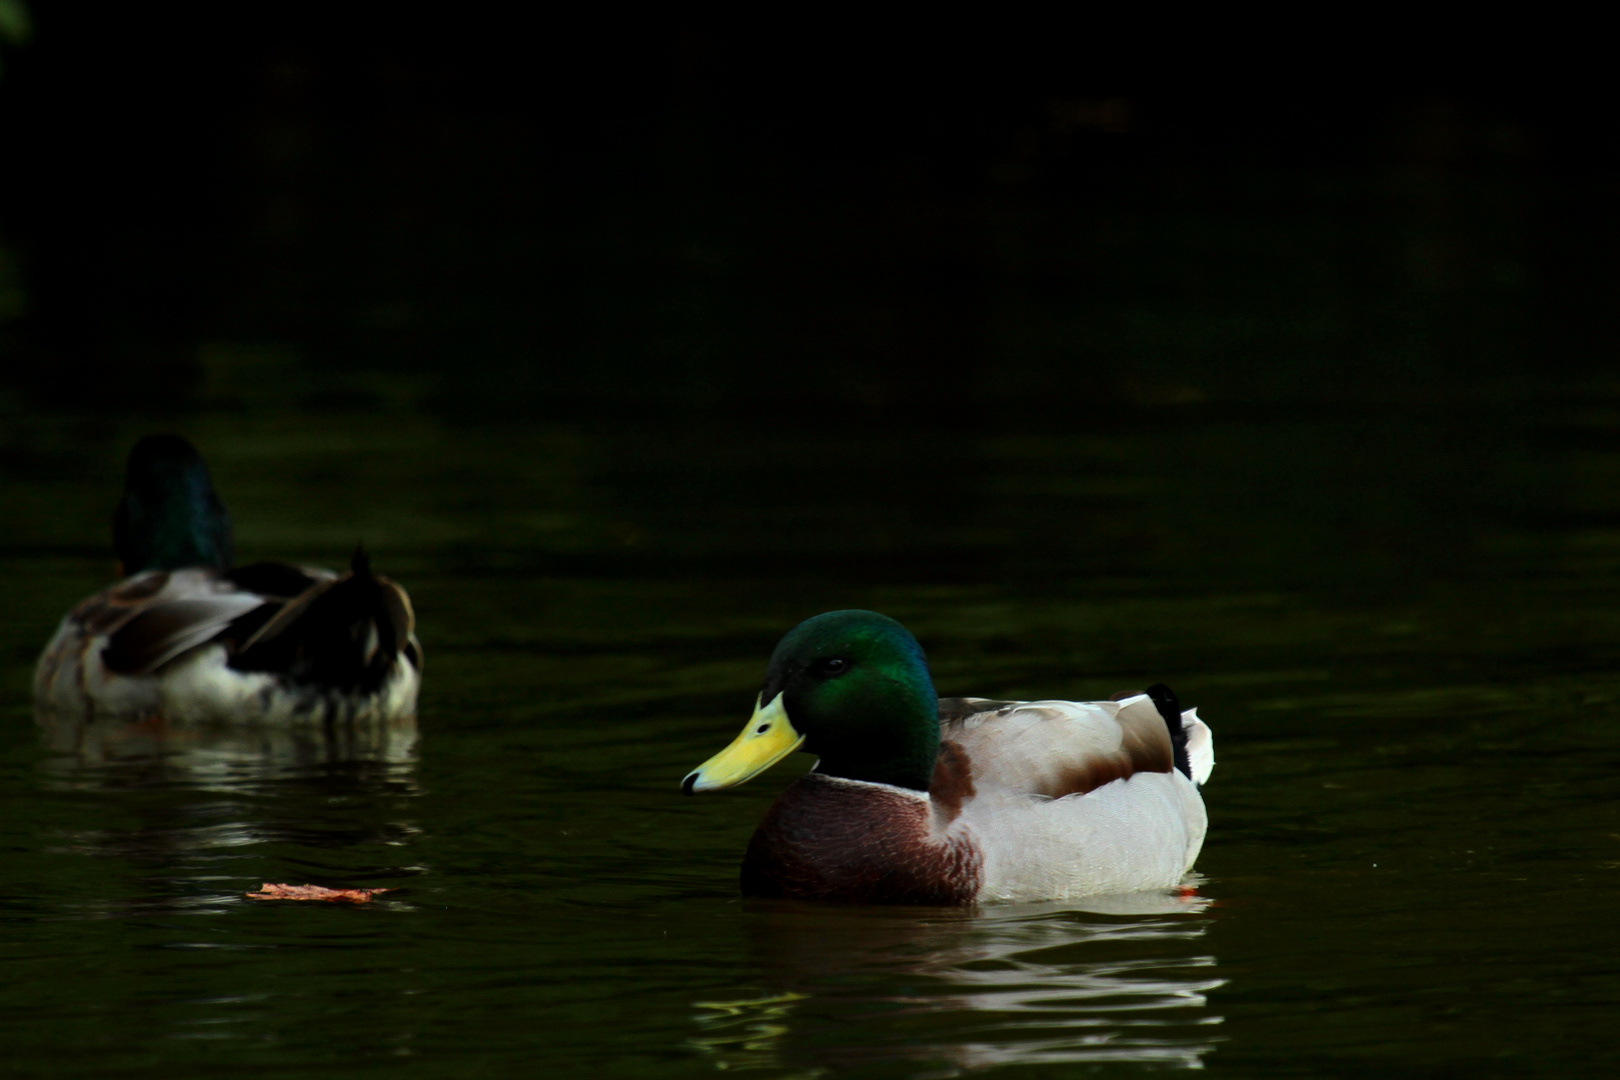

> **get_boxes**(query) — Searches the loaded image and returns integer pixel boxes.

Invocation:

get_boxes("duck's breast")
[741,773,983,905]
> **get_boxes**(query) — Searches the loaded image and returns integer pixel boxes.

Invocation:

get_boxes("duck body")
[35,560,422,724]
[685,611,1214,906]
[741,695,1212,904]
[34,435,422,726]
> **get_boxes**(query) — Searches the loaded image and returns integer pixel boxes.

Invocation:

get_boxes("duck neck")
[811,691,940,793]
[115,471,232,572]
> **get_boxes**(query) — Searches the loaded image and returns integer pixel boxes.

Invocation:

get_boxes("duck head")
[113,434,234,574]
[683,610,940,795]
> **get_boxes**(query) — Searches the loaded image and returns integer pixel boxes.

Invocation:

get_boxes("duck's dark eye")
[814,657,849,677]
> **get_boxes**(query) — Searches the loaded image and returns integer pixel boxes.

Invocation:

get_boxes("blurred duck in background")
[34,434,422,725]
[683,610,1213,904]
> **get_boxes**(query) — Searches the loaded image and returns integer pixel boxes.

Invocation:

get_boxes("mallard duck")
[34,434,422,724]
[682,610,1214,904]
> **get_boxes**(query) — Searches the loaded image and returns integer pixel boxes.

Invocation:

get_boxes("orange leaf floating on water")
[246,883,391,903]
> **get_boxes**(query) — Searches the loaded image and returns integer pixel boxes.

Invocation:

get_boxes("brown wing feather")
[101,595,268,675]
[68,570,174,637]
[937,695,1174,801]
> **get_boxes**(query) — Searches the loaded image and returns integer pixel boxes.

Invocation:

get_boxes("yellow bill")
[682,692,804,794]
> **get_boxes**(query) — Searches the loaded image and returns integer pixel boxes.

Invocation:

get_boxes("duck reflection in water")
[34,717,421,919]
[690,890,1223,1074]
[37,707,419,788]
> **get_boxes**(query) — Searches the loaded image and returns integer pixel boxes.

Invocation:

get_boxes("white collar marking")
[808,770,931,803]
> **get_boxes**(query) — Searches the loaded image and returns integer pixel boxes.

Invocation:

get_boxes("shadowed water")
[3,403,1620,1077]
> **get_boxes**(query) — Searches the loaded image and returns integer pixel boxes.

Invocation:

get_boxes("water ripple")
[692,893,1224,1074]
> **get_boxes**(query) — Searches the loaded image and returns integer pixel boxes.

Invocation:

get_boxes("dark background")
[2,9,1614,423]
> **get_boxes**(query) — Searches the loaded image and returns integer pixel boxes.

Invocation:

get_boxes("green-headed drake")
[683,610,1214,904]
[34,434,422,724]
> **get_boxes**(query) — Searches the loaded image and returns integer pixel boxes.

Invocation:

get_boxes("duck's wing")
[937,694,1180,799]
[91,564,338,677]
[97,569,289,676]
[37,569,239,714]
[59,569,184,640]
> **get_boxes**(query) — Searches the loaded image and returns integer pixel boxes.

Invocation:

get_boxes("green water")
[3,403,1620,1077]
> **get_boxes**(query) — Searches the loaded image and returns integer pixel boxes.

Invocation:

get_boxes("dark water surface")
[4,404,1620,1077]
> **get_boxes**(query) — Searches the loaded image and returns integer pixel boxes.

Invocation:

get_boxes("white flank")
[965,771,1207,901]
[938,697,1211,902]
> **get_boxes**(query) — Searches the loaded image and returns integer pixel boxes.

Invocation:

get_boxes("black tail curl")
[229,548,412,693]
[1145,683,1193,781]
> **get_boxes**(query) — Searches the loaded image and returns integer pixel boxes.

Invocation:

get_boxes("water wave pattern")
[693,902,1224,1073]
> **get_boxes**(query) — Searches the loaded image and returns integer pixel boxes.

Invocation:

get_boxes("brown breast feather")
[929,739,976,825]
[741,774,983,905]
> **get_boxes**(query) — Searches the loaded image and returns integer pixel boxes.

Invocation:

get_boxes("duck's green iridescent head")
[113,435,234,574]
[683,610,940,794]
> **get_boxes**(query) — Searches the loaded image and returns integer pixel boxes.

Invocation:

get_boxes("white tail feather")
[1182,708,1215,785]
